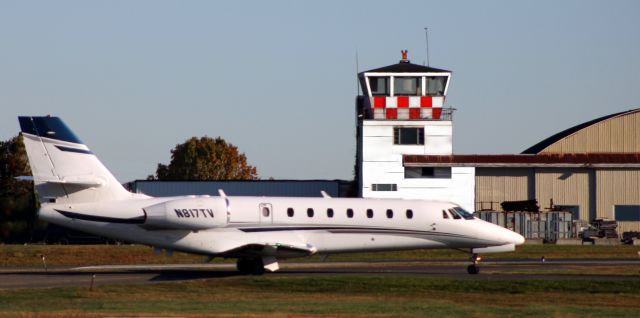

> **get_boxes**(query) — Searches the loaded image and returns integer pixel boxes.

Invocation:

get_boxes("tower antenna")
[355,49,360,95]
[424,27,430,66]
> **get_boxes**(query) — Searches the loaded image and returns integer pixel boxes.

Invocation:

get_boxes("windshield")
[451,207,475,220]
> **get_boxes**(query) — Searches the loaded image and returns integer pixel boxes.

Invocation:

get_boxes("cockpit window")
[442,210,449,219]
[448,208,462,219]
[451,207,475,220]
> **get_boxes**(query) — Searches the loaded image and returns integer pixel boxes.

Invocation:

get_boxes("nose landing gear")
[467,253,480,275]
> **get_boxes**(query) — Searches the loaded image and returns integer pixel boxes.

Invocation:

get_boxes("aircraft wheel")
[250,258,265,276]
[236,259,251,274]
[467,264,480,275]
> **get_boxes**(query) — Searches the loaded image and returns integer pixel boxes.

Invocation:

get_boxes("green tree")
[153,136,258,180]
[0,135,40,243]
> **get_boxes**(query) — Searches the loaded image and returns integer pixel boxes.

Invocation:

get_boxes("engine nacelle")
[143,197,228,230]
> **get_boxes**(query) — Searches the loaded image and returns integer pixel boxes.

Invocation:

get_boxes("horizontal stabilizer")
[34,175,105,187]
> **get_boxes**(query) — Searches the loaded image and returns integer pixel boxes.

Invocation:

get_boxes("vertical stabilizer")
[18,116,132,204]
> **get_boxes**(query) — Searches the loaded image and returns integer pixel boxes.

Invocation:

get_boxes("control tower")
[355,51,474,211]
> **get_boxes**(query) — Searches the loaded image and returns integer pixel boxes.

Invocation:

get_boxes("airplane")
[18,115,524,275]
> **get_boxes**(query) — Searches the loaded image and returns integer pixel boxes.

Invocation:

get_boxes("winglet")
[320,190,331,198]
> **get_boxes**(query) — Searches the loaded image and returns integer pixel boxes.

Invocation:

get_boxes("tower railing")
[365,107,455,121]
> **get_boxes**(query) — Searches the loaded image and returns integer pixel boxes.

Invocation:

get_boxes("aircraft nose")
[502,228,525,245]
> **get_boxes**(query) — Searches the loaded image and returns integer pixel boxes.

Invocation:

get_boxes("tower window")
[393,127,424,145]
[405,167,452,179]
[370,77,389,96]
[394,77,420,96]
[372,184,397,191]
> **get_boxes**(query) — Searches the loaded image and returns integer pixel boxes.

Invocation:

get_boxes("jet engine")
[143,197,228,230]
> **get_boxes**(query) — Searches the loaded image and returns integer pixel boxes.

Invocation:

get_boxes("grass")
[0,276,638,317]
[1,244,639,268]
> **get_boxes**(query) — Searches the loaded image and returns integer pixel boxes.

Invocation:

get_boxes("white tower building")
[356,51,475,211]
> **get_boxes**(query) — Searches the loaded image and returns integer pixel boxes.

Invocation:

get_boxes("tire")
[467,265,480,275]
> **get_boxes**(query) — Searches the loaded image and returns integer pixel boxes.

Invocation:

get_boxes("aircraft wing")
[219,242,318,259]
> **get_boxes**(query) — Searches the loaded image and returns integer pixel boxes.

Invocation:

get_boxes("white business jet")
[18,116,524,275]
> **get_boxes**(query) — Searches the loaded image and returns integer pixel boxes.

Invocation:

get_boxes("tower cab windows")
[394,77,421,96]
[426,76,447,96]
[370,77,389,95]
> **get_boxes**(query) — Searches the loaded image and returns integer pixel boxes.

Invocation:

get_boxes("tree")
[0,135,41,242]
[153,136,258,180]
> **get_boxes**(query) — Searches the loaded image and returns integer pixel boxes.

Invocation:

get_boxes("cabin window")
[347,208,354,218]
[386,209,393,219]
[366,209,374,218]
[406,209,413,219]
[405,167,452,179]
[287,208,294,217]
[442,210,449,219]
[307,208,314,218]
[327,208,334,218]
[262,206,270,217]
[371,183,397,191]
[394,77,420,96]
[370,77,389,96]
[393,127,424,145]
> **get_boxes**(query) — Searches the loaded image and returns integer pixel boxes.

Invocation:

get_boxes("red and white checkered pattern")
[371,96,444,120]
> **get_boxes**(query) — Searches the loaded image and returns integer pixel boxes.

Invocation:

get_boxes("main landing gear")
[237,258,265,275]
[467,253,480,275]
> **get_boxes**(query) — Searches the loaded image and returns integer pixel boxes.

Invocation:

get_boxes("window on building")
[615,205,640,221]
[372,183,397,191]
[347,208,354,218]
[367,209,374,218]
[370,77,389,96]
[393,127,424,145]
[287,208,294,217]
[405,167,452,179]
[555,205,580,221]
[386,209,393,219]
[406,209,413,219]
[425,76,447,96]
[327,208,334,218]
[394,77,420,96]
[307,208,314,218]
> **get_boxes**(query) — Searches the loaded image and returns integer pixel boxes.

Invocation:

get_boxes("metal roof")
[403,153,640,168]
[360,62,450,74]
[522,108,640,154]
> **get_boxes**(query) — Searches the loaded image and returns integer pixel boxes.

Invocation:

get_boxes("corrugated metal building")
[404,109,640,235]
[126,180,353,198]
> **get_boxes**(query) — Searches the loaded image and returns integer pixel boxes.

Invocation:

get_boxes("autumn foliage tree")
[0,135,40,242]
[153,136,258,180]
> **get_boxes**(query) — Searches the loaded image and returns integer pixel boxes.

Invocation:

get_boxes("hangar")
[405,108,640,234]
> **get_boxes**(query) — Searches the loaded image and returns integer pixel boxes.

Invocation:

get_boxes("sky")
[1,0,639,182]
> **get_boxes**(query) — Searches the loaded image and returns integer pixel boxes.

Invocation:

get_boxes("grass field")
[0,276,638,317]
[0,244,639,317]
[1,244,639,267]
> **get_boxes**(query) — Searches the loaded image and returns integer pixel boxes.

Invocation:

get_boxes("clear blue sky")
[1,0,639,182]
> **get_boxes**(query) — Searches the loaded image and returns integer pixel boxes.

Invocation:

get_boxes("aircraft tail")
[18,116,132,205]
